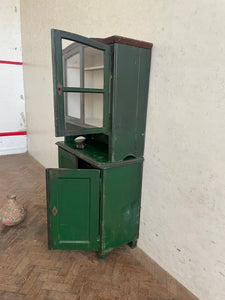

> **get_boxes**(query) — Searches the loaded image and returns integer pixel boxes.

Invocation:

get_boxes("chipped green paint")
[110,44,152,161]
[100,161,143,254]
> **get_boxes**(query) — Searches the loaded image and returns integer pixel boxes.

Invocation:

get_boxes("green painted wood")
[63,87,105,93]
[51,29,111,137]
[46,168,100,251]
[110,44,152,161]
[51,29,64,137]
[58,147,78,169]
[49,30,153,259]
[52,29,152,160]
[58,140,109,165]
[135,47,152,155]
[100,161,143,253]
[56,141,143,169]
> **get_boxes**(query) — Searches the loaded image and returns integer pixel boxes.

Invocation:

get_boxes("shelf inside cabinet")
[57,140,109,166]
[56,141,143,169]
[84,66,104,71]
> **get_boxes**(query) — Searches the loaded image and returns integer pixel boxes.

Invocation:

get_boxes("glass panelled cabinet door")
[51,29,111,136]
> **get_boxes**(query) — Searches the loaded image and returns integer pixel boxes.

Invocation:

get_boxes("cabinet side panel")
[58,147,78,168]
[136,48,152,155]
[111,44,151,161]
[101,161,143,252]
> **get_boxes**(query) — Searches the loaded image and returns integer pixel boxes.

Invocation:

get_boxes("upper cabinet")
[51,29,111,136]
[51,29,153,162]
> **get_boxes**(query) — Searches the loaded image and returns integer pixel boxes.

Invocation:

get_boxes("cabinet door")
[51,29,111,137]
[46,168,100,251]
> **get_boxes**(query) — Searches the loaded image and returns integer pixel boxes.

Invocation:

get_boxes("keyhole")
[57,82,62,95]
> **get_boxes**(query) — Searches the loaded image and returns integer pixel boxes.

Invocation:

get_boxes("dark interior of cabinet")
[77,158,95,169]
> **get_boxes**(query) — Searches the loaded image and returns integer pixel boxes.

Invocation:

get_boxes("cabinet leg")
[98,253,106,262]
[128,240,137,249]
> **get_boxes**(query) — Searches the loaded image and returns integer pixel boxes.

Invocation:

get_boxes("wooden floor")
[0,153,198,300]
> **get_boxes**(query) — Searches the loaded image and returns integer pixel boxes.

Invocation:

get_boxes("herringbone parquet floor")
[0,153,198,300]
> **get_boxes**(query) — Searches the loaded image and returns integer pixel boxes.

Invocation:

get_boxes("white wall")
[0,1,26,155]
[20,1,225,299]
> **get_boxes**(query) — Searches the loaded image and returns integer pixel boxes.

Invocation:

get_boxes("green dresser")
[46,30,152,261]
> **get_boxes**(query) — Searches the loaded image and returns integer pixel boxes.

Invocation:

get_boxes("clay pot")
[0,195,26,226]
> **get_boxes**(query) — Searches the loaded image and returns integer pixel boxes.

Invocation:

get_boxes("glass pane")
[65,53,80,87]
[84,47,104,89]
[84,93,103,127]
[64,92,103,129]
[66,93,80,118]
[62,39,104,89]
[64,93,81,129]
[62,39,81,88]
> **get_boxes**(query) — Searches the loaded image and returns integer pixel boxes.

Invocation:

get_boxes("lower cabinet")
[46,168,100,251]
[46,145,143,261]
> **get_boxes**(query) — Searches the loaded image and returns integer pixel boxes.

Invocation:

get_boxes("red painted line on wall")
[0,131,27,137]
[0,60,23,66]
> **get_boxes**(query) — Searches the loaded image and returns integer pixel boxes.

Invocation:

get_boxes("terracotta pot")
[0,195,26,226]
